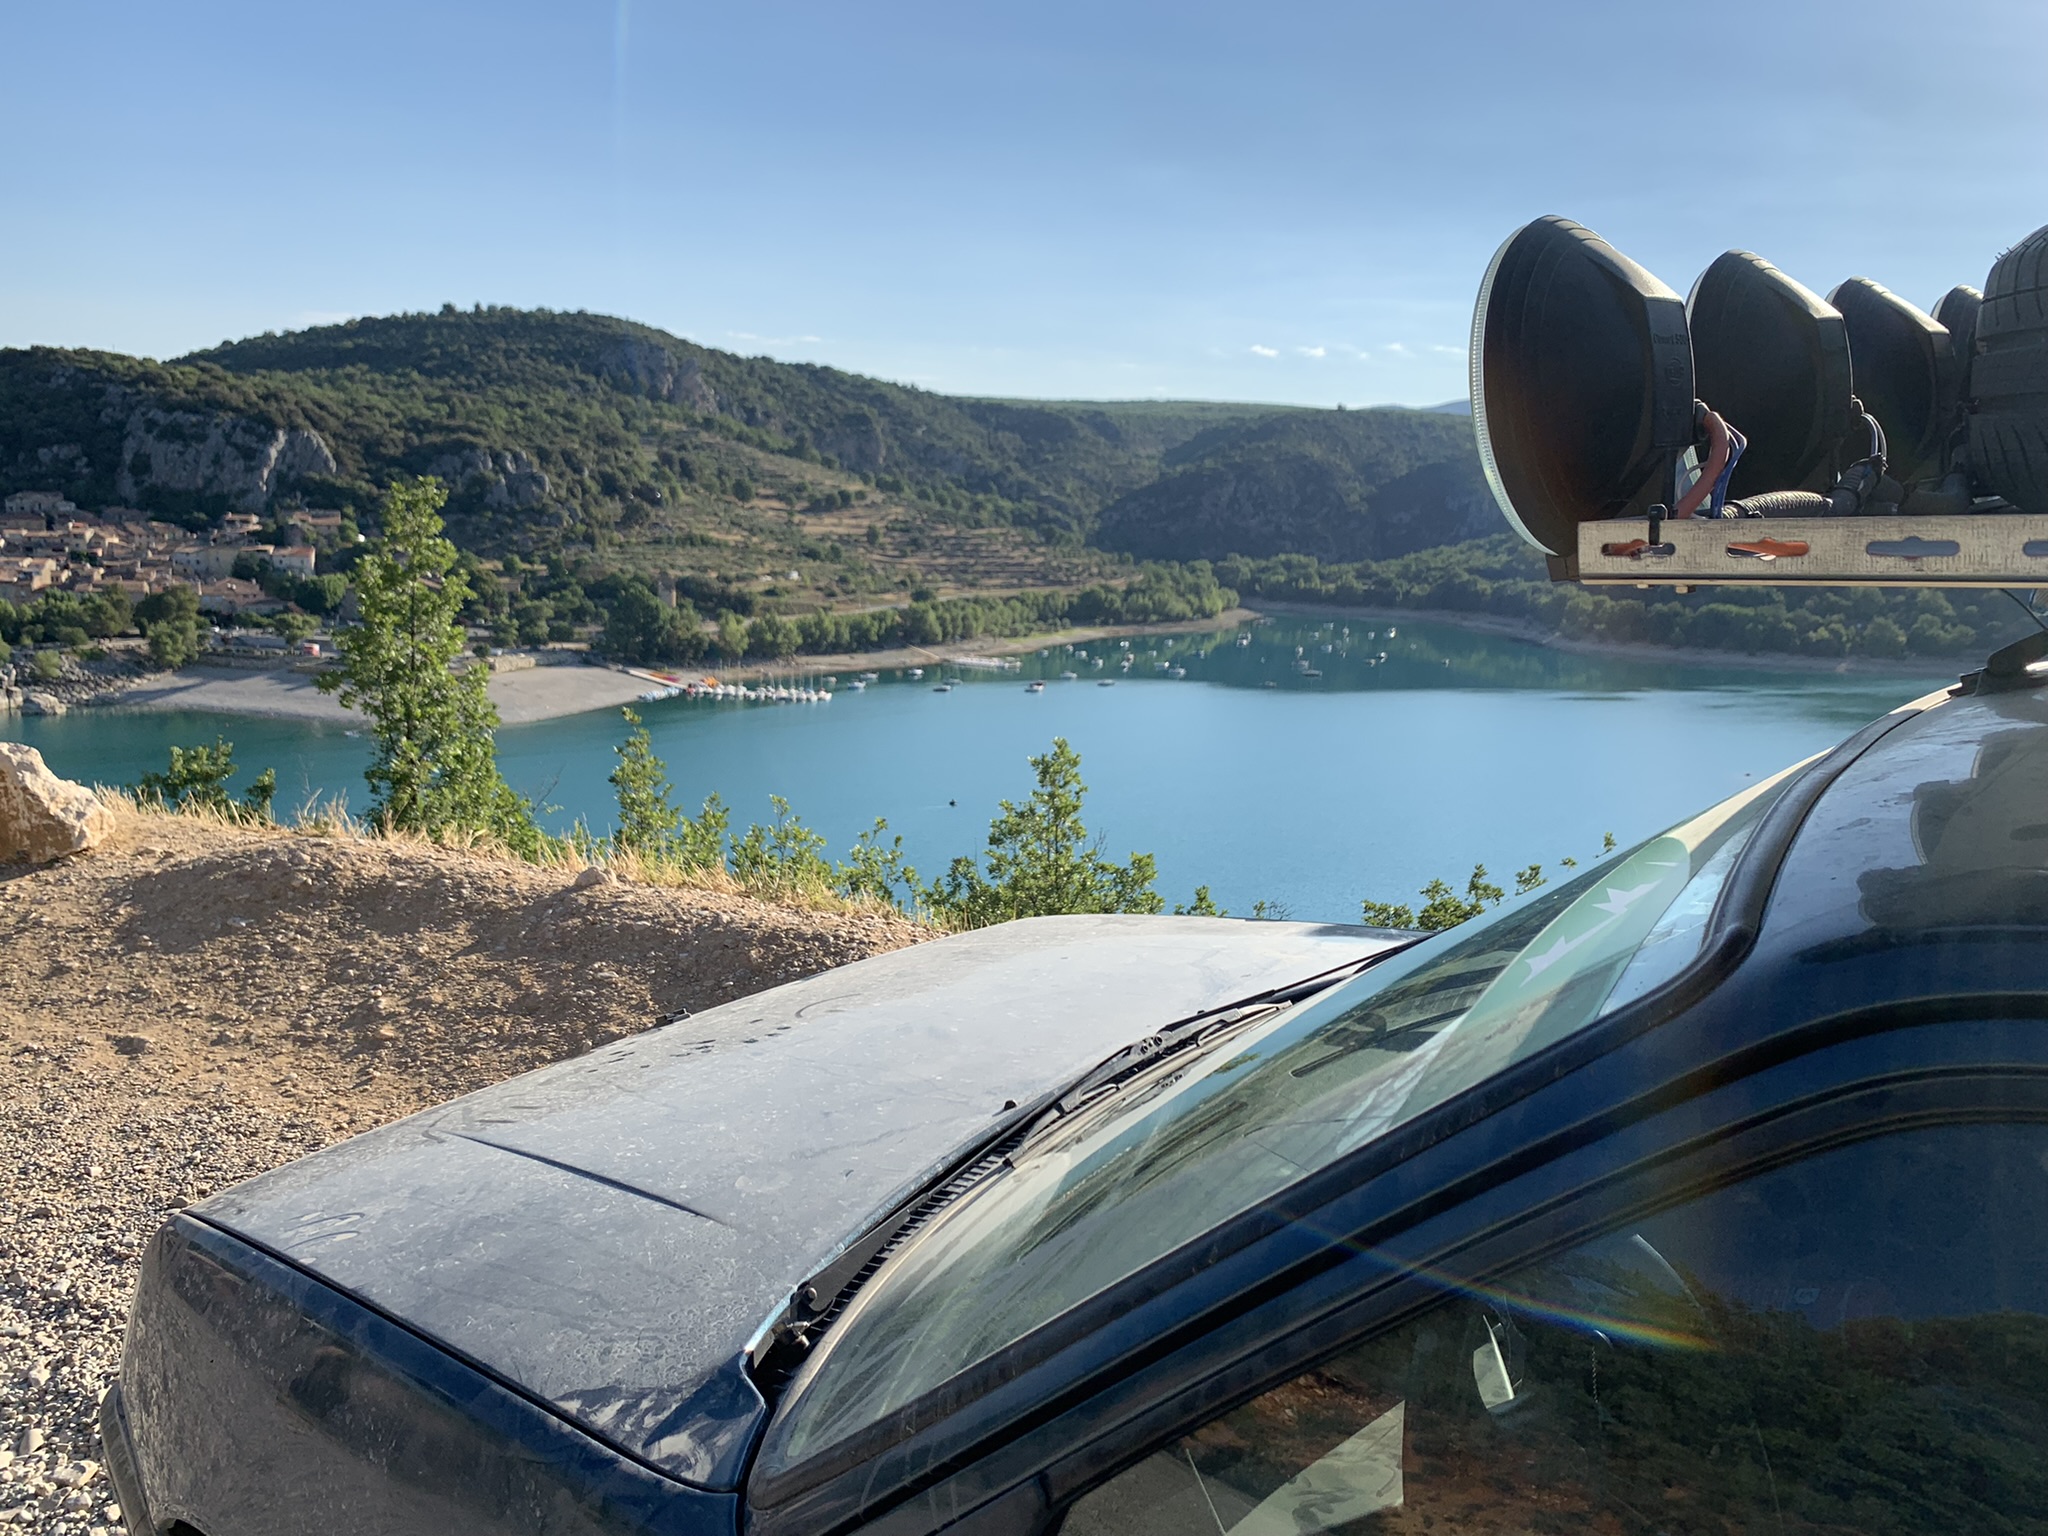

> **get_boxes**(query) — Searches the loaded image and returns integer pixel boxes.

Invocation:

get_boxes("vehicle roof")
[1757,682,2048,966]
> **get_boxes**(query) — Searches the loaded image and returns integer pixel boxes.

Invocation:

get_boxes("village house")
[0,557,62,605]
[267,544,317,575]
[196,577,283,616]
[172,544,258,581]
[3,491,76,520]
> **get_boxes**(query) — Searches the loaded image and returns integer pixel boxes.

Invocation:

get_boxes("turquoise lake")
[2,618,1951,924]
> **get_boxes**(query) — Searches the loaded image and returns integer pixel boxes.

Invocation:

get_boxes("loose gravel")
[0,809,927,1534]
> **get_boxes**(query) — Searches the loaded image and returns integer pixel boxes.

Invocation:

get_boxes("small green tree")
[838,818,921,907]
[676,793,730,871]
[273,611,320,646]
[137,586,204,669]
[134,738,275,822]
[714,610,750,661]
[1362,864,1504,932]
[924,738,1162,929]
[610,708,682,852]
[1174,885,1225,916]
[317,478,538,851]
[730,795,833,894]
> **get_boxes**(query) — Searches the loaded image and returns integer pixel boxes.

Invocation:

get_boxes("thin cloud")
[1248,344,1279,358]
[1384,342,1410,354]
[728,330,824,345]
[1430,344,1464,356]
[1296,345,1327,359]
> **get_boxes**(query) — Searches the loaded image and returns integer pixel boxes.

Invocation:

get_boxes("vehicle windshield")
[764,763,1806,1470]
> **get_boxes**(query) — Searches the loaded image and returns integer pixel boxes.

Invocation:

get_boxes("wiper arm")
[1027,938,1429,1133]
[748,938,1426,1392]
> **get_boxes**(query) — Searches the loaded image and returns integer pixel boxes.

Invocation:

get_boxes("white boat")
[1025,680,1045,692]
[1169,667,1187,678]
[1098,679,1116,687]
[933,683,953,693]
[908,667,924,680]
[860,671,880,681]
[1058,670,1078,680]
[848,679,866,691]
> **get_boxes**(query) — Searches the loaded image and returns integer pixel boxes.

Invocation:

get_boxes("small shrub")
[134,738,275,822]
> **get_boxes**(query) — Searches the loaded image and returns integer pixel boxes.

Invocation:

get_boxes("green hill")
[0,307,1475,589]
[1093,408,1491,563]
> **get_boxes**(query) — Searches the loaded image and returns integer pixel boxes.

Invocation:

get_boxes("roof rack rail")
[1566,513,2048,590]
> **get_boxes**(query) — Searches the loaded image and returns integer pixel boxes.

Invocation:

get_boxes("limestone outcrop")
[0,744,112,864]
[113,407,338,514]
[423,447,553,511]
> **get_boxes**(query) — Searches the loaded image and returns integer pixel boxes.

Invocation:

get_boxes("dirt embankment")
[0,811,927,1533]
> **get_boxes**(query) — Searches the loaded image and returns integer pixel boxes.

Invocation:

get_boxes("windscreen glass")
[766,766,1803,1471]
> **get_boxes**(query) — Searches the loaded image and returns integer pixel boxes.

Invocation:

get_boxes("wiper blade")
[1027,939,1428,1133]
[747,939,1425,1392]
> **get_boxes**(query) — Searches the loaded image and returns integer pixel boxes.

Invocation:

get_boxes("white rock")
[12,1429,41,1456]
[0,745,112,865]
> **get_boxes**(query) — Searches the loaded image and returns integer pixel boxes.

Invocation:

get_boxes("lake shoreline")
[85,661,658,725]
[1246,600,1963,680]
[68,599,1958,727]
[706,608,1267,683]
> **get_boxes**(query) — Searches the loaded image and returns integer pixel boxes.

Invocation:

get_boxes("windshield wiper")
[747,939,1426,1393]
[1028,942,1426,1129]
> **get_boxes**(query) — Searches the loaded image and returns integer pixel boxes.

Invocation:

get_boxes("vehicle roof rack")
[1564,512,2048,590]
[1471,215,2048,596]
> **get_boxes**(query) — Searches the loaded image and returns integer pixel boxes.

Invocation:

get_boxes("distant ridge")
[1421,399,1472,415]
[0,306,1490,577]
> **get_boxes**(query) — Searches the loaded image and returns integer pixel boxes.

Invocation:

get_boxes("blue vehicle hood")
[196,914,1394,1490]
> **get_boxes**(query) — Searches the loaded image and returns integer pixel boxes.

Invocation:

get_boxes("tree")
[134,738,275,822]
[317,477,538,851]
[609,708,680,851]
[1362,865,1504,932]
[748,612,801,658]
[714,610,750,660]
[730,795,833,893]
[273,611,320,646]
[924,738,1162,929]
[601,581,703,665]
[838,818,920,908]
[147,616,202,668]
[137,586,203,669]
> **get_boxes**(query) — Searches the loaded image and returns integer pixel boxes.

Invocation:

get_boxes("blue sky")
[5,0,2045,406]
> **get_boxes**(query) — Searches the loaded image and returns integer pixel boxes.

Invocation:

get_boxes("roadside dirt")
[0,810,927,1533]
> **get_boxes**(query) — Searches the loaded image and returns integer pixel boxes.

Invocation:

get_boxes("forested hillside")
[5,306,2032,666]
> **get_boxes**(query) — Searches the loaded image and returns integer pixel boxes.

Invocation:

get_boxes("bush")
[133,738,276,822]
[730,795,833,894]
[922,738,1162,929]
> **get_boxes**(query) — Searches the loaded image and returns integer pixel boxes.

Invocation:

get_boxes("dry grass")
[99,789,920,923]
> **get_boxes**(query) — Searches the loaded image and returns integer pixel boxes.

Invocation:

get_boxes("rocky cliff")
[114,406,336,513]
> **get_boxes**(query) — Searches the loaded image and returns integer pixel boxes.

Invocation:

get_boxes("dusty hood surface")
[197,914,1394,1489]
